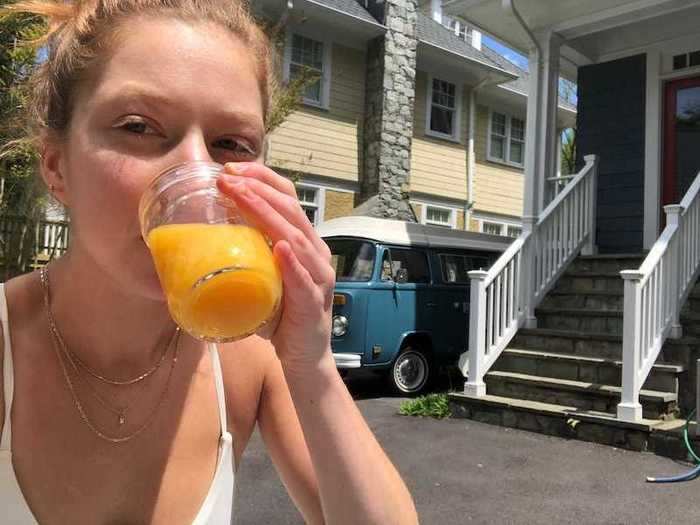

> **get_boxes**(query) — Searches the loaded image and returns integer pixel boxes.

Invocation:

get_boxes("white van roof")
[316,216,512,252]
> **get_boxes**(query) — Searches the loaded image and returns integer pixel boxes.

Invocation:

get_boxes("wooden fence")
[0,215,70,277]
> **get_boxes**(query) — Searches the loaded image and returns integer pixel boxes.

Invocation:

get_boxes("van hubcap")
[394,351,427,393]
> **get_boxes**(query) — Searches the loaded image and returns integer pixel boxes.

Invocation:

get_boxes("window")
[440,254,489,284]
[428,77,458,139]
[443,16,472,43]
[425,206,453,228]
[381,249,430,284]
[298,187,320,226]
[327,240,376,282]
[482,222,503,236]
[479,218,522,238]
[489,111,526,167]
[288,34,328,107]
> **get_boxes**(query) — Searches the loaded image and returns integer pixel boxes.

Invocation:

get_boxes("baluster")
[495,274,502,342]
[508,258,515,323]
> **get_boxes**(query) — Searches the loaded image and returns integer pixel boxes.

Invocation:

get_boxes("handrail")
[618,170,700,422]
[462,155,599,396]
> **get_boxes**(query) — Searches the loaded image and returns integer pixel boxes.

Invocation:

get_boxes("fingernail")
[221,174,245,187]
[226,162,250,175]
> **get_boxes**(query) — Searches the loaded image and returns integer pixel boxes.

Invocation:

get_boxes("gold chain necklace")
[40,267,172,386]
[41,266,181,443]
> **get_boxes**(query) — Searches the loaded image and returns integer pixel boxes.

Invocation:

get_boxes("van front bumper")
[332,352,362,369]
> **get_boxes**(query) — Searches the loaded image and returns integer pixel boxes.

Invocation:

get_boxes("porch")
[441,0,700,445]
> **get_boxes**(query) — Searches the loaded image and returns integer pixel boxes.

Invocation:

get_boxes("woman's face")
[45,17,266,300]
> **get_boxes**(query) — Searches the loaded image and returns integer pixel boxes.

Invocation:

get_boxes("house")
[440,0,700,458]
[252,0,575,238]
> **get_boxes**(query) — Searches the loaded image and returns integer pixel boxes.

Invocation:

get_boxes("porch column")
[523,31,562,219]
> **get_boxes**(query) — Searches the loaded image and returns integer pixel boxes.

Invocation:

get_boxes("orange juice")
[148,223,282,341]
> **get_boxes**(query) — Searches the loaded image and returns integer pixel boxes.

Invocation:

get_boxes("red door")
[663,76,700,208]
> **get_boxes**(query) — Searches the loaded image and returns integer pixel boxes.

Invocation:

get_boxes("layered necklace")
[40,267,180,443]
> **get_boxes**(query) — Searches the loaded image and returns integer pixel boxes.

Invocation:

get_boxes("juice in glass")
[139,161,283,342]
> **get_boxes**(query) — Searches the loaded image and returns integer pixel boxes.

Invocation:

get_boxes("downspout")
[466,78,491,230]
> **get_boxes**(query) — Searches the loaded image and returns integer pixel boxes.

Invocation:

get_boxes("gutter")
[501,0,541,57]
[466,77,498,230]
[299,0,387,31]
[419,39,517,80]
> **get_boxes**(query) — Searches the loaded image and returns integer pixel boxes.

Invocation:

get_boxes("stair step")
[540,290,623,311]
[554,274,624,293]
[498,348,683,392]
[535,308,622,334]
[484,371,678,419]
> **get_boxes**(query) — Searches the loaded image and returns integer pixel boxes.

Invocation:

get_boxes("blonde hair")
[3,0,276,143]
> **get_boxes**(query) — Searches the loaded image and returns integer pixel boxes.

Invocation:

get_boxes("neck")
[43,251,177,376]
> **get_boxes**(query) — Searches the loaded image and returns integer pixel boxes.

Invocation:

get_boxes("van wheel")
[388,347,431,395]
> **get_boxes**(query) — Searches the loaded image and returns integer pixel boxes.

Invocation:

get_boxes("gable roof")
[305,0,381,25]
[416,13,511,74]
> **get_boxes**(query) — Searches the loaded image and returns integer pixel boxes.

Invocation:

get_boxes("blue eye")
[123,121,149,134]
[212,137,256,157]
[115,116,158,136]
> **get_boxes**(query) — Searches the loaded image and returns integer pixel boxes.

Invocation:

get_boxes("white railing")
[546,173,576,203]
[618,171,700,422]
[462,155,599,396]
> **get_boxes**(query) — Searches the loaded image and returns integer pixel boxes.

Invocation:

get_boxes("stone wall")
[360,0,418,221]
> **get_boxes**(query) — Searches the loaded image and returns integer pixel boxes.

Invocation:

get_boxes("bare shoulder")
[0,271,41,439]
[216,335,279,450]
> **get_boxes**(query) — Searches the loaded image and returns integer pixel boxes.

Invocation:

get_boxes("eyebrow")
[101,85,265,135]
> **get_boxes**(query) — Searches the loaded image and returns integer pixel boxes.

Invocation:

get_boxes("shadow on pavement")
[343,366,463,400]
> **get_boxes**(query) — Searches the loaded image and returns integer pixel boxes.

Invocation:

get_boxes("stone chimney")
[358,0,418,221]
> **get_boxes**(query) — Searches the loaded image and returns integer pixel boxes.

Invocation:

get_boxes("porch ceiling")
[443,0,700,72]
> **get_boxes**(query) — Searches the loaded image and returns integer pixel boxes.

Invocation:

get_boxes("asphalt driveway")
[234,373,700,525]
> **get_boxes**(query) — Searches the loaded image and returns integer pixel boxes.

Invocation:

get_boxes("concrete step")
[569,254,644,274]
[554,272,624,293]
[535,307,622,334]
[496,348,683,393]
[484,371,678,419]
[448,392,699,460]
[512,328,700,361]
[540,289,623,310]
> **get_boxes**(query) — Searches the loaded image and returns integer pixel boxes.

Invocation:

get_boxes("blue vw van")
[317,216,510,395]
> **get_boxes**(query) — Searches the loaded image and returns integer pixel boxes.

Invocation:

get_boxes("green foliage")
[399,393,450,419]
[561,128,576,176]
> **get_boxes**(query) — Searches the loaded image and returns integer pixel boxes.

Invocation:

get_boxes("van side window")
[382,249,430,283]
[440,254,489,283]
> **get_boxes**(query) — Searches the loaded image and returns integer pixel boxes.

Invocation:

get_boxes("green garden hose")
[647,408,700,483]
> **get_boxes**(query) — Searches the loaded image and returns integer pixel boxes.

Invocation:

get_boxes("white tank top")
[0,283,235,524]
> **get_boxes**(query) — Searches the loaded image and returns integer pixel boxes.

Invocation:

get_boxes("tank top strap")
[207,343,228,436]
[0,283,13,451]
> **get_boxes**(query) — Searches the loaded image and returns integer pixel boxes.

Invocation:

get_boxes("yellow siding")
[456,210,465,230]
[473,104,524,217]
[324,190,355,221]
[268,44,364,183]
[411,203,423,221]
[410,71,468,200]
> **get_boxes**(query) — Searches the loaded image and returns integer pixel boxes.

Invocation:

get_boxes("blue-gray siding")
[576,54,647,254]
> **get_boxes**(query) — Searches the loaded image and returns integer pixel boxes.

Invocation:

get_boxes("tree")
[561,128,576,176]
[0,3,50,278]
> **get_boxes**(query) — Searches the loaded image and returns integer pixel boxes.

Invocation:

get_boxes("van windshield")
[327,239,376,282]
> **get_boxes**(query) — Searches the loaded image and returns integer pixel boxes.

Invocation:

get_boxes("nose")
[168,129,215,165]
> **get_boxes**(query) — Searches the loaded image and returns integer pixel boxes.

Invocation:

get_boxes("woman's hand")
[217,162,336,375]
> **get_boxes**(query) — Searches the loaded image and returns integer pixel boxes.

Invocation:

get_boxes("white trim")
[421,203,457,229]
[425,75,463,143]
[486,108,526,169]
[296,183,326,226]
[644,50,662,249]
[283,31,333,110]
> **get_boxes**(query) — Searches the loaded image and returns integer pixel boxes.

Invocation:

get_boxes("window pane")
[302,206,317,225]
[510,140,524,164]
[440,255,469,283]
[507,226,522,238]
[483,222,502,236]
[490,136,505,160]
[432,79,456,109]
[297,188,316,204]
[511,118,525,140]
[491,112,506,136]
[430,106,454,135]
[427,207,451,224]
[385,249,430,283]
[304,79,322,102]
[327,240,376,282]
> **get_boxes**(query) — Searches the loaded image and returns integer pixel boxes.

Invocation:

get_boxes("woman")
[0,1,418,523]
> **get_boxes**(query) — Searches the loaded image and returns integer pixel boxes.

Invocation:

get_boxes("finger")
[224,162,297,199]
[274,240,325,310]
[219,174,330,261]
[227,182,334,286]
